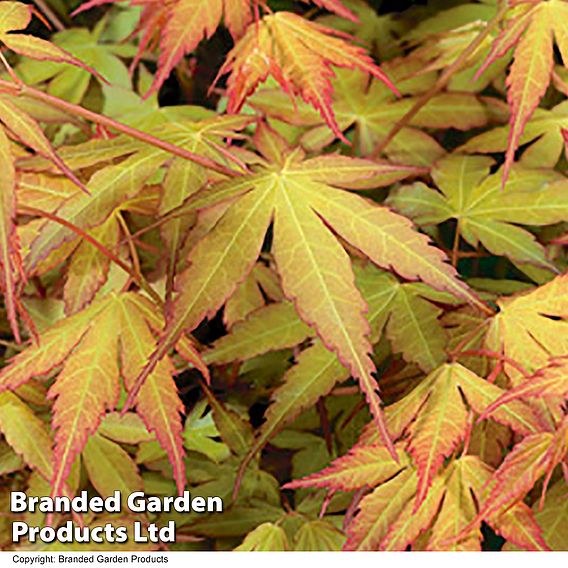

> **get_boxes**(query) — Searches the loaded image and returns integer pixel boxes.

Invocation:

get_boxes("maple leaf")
[287,449,447,551]
[2,0,567,552]
[0,2,98,73]
[389,155,568,270]
[409,0,499,45]
[63,215,121,315]
[204,301,313,367]
[75,0,357,97]
[223,262,283,329]
[284,444,409,493]
[403,1,508,94]
[461,101,568,170]
[235,522,289,551]
[0,2,109,338]
[405,365,472,509]
[0,95,85,192]
[482,357,568,420]
[471,421,568,527]
[217,12,398,142]
[205,263,465,484]
[0,390,55,482]
[249,64,489,165]
[485,273,568,385]
[475,0,568,184]
[287,449,548,551]
[345,467,420,550]
[17,115,249,298]
[0,125,22,343]
[503,481,568,550]
[15,172,134,312]
[0,293,203,496]
[205,264,454,373]
[292,520,345,551]
[83,433,143,499]
[399,363,542,509]
[47,300,122,499]
[356,361,543,507]
[427,457,485,551]
[17,24,137,105]
[129,128,484,458]
[428,455,549,551]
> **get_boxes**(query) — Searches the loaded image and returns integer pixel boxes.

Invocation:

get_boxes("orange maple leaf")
[74,0,358,96]
[476,0,568,185]
[217,12,398,141]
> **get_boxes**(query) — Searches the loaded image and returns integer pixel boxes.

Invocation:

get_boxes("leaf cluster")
[0,0,565,553]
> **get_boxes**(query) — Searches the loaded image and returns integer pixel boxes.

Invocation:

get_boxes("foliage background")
[0,0,566,552]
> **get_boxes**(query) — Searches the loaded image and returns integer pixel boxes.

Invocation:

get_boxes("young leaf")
[472,426,568,525]
[118,294,187,495]
[293,520,345,551]
[427,457,484,551]
[0,97,86,192]
[504,481,568,550]
[97,412,155,446]
[0,298,109,394]
[17,26,134,105]
[485,274,568,384]
[75,0,357,96]
[429,455,547,551]
[20,114,249,284]
[461,101,568,170]
[63,215,120,314]
[0,391,54,481]
[218,12,398,140]
[344,467,418,550]
[476,0,568,183]
[48,300,122,498]
[83,433,144,499]
[284,444,408,493]
[204,302,313,366]
[482,357,568,419]
[406,365,471,509]
[223,263,283,328]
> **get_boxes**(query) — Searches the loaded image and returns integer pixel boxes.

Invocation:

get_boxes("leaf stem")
[452,221,461,267]
[371,1,508,159]
[0,79,242,178]
[0,51,23,86]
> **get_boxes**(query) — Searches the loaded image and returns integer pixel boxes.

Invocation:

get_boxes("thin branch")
[0,79,242,178]
[371,1,508,159]
[317,398,333,456]
[19,206,163,307]
[32,0,65,31]
[117,212,142,278]
[448,318,491,359]
[343,487,368,532]
[451,349,531,380]
[452,221,461,268]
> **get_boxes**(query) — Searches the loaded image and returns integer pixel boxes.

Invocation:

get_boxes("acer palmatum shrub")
[0,0,565,552]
